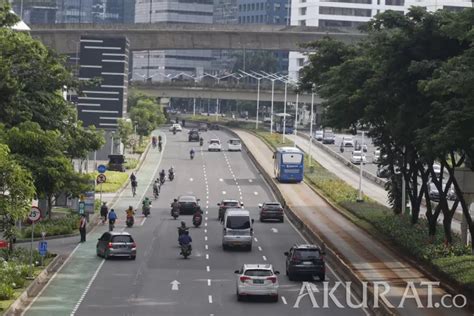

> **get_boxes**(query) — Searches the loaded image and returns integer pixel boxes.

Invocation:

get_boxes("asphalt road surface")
[24,128,369,316]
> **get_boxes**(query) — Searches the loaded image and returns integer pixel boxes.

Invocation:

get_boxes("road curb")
[222,126,396,316]
[5,255,65,316]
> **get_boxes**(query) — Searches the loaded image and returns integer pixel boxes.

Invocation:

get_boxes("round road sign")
[96,174,107,184]
[28,206,41,223]
[97,164,107,174]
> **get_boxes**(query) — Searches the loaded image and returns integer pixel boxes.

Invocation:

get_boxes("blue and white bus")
[274,113,294,134]
[273,147,304,183]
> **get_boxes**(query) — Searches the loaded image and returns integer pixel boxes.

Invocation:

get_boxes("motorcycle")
[153,186,159,199]
[180,244,192,259]
[168,172,174,181]
[178,226,189,240]
[190,151,195,160]
[142,204,151,217]
[126,215,134,228]
[193,214,202,228]
[199,139,204,147]
[173,129,176,135]
[171,208,180,220]
[160,176,166,185]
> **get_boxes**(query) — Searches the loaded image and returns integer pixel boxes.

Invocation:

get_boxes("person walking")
[100,202,108,224]
[79,214,87,242]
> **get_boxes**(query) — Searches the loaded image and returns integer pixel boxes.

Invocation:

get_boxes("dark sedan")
[178,195,201,215]
[259,202,284,222]
[188,130,200,142]
[96,231,136,260]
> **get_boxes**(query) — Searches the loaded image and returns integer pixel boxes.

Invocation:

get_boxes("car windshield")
[112,235,133,243]
[324,133,334,138]
[282,153,302,164]
[229,140,240,145]
[226,216,250,229]
[264,203,281,209]
[210,140,220,144]
[244,269,273,276]
[224,201,239,207]
[353,151,362,156]
[179,196,196,202]
[294,249,321,260]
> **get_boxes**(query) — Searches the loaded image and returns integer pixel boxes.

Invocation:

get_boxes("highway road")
[23,128,368,316]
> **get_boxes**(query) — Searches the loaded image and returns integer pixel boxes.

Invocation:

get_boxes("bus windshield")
[282,153,302,164]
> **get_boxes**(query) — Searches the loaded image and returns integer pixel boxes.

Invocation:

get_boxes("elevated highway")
[133,84,320,103]
[29,23,365,54]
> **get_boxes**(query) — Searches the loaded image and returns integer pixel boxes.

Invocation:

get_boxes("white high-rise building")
[288,0,473,80]
[133,0,214,82]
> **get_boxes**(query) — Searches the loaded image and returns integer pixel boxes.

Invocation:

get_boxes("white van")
[227,138,242,151]
[222,209,253,251]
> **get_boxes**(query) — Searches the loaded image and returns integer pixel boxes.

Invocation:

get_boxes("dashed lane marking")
[219,178,223,182]
[258,246,262,251]
[206,266,210,272]
[262,256,267,261]
[190,178,194,182]
[271,228,279,233]
[254,191,259,195]
[205,236,208,241]
[254,237,258,242]
[222,191,226,195]
[281,296,287,305]
[206,254,209,260]
[71,259,105,315]
[208,295,213,304]
[205,245,208,250]
[208,279,211,286]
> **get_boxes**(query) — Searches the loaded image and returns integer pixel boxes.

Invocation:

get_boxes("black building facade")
[77,36,129,130]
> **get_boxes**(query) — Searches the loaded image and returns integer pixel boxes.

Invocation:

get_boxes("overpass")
[133,84,321,103]
[29,23,365,54]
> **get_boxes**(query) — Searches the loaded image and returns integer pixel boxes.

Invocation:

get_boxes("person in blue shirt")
[178,230,192,247]
[108,209,117,231]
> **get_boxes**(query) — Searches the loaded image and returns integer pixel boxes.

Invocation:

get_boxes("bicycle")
[109,220,115,232]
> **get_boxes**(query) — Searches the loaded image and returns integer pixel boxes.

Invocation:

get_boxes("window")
[320,0,371,3]
[239,4,242,11]
[251,3,255,10]
[319,6,372,17]
[299,20,306,26]
[319,19,367,28]
[226,216,251,229]
[297,58,304,66]
[293,249,322,260]
[385,0,404,5]
[238,16,242,23]
[299,7,307,15]
[301,0,307,2]
[282,153,302,164]
[245,269,273,276]
[112,235,134,243]
[274,3,281,10]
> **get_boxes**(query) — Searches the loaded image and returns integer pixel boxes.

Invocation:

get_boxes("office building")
[288,0,473,80]
[77,36,129,130]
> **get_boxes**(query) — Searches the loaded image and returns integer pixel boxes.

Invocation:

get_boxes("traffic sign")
[38,241,48,256]
[78,201,85,215]
[97,164,107,174]
[28,206,41,223]
[96,174,107,184]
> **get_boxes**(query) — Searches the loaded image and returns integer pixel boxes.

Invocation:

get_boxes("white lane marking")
[219,178,223,182]
[206,254,209,260]
[281,296,287,305]
[190,178,194,182]
[222,191,226,195]
[208,295,213,304]
[205,211,209,214]
[205,217,208,221]
[140,216,147,226]
[206,266,210,272]
[204,229,207,233]
[205,222,208,227]
[254,191,259,195]
[254,237,258,242]
[170,280,180,291]
[249,179,253,183]
[258,246,262,251]
[271,227,278,233]
[205,236,208,241]
[262,256,267,261]
[205,244,208,250]
[208,279,211,286]
[71,259,105,315]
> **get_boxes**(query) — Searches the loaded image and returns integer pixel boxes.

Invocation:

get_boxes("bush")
[124,158,138,170]
[20,214,80,239]
[0,283,14,300]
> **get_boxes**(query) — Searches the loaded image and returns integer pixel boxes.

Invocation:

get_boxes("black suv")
[285,244,325,281]
[209,124,219,130]
[188,130,200,142]
[259,202,284,222]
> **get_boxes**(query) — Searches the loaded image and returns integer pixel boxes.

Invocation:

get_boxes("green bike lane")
[23,131,165,316]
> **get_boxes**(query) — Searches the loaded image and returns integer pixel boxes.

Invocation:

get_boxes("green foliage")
[0,282,14,300]
[0,144,35,248]
[0,3,19,28]
[117,118,134,149]
[20,214,80,238]
[124,158,138,170]
[128,92,166,137]
[63,122,105,160]
[433,256,474,291]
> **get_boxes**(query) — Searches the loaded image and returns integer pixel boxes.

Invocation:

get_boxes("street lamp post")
[308,87,314,167]
[294,92,299,147]
[256,78,261,130]
[193,98,196,117]
[357,131,365,202]
[282,81,288,142]
[110,132,115,155]
[270,79,275,134]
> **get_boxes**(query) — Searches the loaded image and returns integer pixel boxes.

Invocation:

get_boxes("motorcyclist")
[153,180,160,197]
[158,135,162,143]
[126,205,135,218]
[179,230,192,253]
[159,169,166,182]
[108,209,117,231]
[182,119,185,127]
[199,137,204,146]
[158,140,162,152]
[190,148,195,159]
[142,197,152,211]
[168,166,175,178]
[152,136,157,148]
[192,208,203,225]
[100,202,108,224]
[131,178,138,196]
[171,198,180,216]
[178,221,188,236]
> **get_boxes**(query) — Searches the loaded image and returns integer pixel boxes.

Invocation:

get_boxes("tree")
[129,96,166,139]
[0,144,35,250]
[117,118,134,150]
[63,121,105,161]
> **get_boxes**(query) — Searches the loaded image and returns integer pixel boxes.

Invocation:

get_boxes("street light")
[240,70,266,130]
[294,91,299,147]
[261,72,288,134]
[308,84,315,167]
[357,130,366,202]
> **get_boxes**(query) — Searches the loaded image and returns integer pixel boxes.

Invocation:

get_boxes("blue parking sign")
[97,164,107,174]
[38,241,48,256]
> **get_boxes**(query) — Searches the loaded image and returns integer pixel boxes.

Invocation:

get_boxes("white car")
[227,139,242,151]
[373,149,381,163]
[235,264,280,302]
[342,136,354,147]
[351,150,367,165]
[169,123,182,132]
[314,130,324,141]
[208,139,222,151]
[433,163,441,178]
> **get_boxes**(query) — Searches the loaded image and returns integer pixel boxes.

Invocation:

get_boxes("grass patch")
[124,158,138,170]
[433,256,474,292]
[134,142,148,155]
[92,171,128,193]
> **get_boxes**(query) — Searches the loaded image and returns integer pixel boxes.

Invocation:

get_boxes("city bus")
[273,147,304,183]
[274,113,294,134]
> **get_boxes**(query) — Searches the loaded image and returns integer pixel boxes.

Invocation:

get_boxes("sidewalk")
[235,129,469,316]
